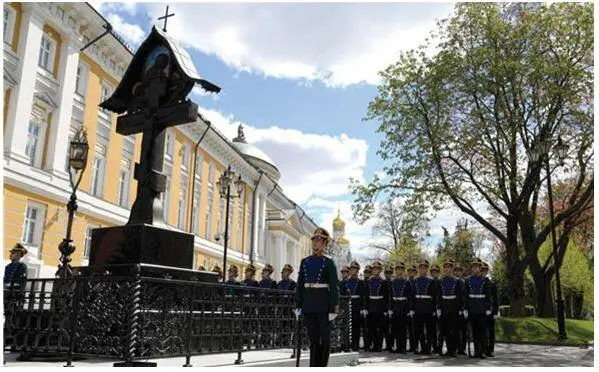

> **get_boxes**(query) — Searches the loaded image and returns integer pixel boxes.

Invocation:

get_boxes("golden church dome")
[337,236,350,245]
[332,209,345,231]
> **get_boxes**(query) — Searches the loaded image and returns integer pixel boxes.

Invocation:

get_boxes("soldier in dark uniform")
[388,262,413,353]
[4,243,28,311]
[338,265,351,352]
[481,262,498,357]
[464,258,492,359]
[429,263,442,354]
[224,265,241,350]
[361,264,372,351]
[453,263,468,355]
[342,261,365,352]
[296,227,339,367]
[241,264,259,348]
[382,265,394,351]
[365,261,388,352]
[438,259,463,357]
[212,265,224,281]
[277,264,297,291]
[406,264,417,353]
[259,264,278,289]
[225,265,241,294]
[4,243,28,288]
[413,260,437,355]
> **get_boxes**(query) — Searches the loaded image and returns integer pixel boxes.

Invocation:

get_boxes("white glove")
[383,312,388,317]
[294,308,301,319]
[328,313,338,321]
[485,310,491,316]
[363,310,369,317]
[493,314,499,320]
[458,311,463,316]
[436,309,441,317]
[463,310,468,319]
[408,310,414,318]
[388,310,394,318]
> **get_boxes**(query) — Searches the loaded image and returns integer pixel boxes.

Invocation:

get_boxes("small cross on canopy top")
[158,5,175,32]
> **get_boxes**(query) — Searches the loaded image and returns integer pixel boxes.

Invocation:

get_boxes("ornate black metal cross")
[158,5,175,32]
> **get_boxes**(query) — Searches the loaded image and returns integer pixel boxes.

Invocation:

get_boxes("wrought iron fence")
[4,273,350,365]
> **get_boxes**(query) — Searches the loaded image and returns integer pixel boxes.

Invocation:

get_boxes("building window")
[25,108,48,168]
[205,163,214,240]
[246,190,253,254]
[3,6,16,45]
[118,169,130,208]
[75,62,89,97]
[165,131,174,158]
[90,148,106,198]
[177,187,187,230]
[192,187,200,235]
[162,161,172,223]
[99,83,112,114]
[181,144,190,173]
[237,199,243,250]
[38,34,56,72]
[22,202,46,253]
[84,224,99,259]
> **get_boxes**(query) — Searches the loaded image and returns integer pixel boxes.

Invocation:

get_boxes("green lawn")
[495,317,594,345]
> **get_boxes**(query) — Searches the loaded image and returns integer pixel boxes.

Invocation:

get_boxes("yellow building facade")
[3,2,317,280]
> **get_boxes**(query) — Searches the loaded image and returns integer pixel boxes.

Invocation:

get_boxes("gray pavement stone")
[353,344,594,367]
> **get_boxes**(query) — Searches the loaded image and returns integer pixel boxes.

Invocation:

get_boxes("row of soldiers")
[198,263,298,291]
[338,258,498,359]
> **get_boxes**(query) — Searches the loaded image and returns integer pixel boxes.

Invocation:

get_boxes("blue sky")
[92,2,467,261]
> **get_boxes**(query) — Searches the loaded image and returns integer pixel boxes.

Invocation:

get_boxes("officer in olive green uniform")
[481,262,498,357]
[464,258,492,359]
[296,227,339,367]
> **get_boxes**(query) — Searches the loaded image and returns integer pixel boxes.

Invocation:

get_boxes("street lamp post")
[56,129,89,279]
[217,165,244,282]
[527,136,569,340]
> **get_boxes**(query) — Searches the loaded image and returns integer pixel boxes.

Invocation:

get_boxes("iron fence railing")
[3,272,350,366]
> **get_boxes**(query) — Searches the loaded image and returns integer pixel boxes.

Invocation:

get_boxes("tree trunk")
[504,218,526,317]
[529,261,556,317]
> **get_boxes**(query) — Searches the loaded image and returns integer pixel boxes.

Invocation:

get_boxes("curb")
[496,340,592,348]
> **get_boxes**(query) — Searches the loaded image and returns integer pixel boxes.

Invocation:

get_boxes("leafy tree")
[351,3,593,315]
[436,219,487,266]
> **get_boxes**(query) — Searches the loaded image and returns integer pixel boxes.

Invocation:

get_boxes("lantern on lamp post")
[216,165,244,282]
[527,135,569,340]
[56,128,89,278]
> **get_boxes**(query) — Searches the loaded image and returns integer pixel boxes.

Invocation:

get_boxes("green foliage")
[388,232,426,266]
[436,219,481,266]
[495,317,594,345]
[537,240,594,314]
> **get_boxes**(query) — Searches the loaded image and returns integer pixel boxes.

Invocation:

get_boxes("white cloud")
[105,13,145,47]
[197,107,368,205]
[192,86,221,101]
[143,3,454,87]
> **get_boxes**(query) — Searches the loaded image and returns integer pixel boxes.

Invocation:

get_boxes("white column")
[4,9,44,164]
[45,40,80,179]
[278,236,287,281]
[252,192,261,261]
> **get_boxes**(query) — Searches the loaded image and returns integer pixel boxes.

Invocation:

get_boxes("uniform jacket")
[388,278,413,314]
[296,254,339,313]
[3,262,27,288]
[339,277,366,311]
[277,279,297,291]
[224,279,241,296]
[438,275,464,313]
[464,275,491,314]
[364,276,389,313]
[413,276,438,314]
[259,278,277,289]
[487,277,499,315]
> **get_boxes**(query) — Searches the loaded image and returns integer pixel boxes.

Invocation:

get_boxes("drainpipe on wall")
[249,171,264,265]
[187,120,212,235]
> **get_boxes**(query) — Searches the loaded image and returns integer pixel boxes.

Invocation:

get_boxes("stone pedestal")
[89,224,193,270]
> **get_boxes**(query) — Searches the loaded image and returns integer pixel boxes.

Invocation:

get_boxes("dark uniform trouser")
[407,316,416,351]
[391,312,408,352]
[362,315,371,350]
[367,312,384,351]
[439,312,458,354]
[470,314,488,357]
[349,310,361,350]
[383,314,392,350]
[414,313,434,353]
[304,312,331,367]
[486,315,495,355]
[457,314,467,353]
[429,315,439,352]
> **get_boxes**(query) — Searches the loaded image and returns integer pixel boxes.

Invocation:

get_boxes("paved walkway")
[354,343,594,367]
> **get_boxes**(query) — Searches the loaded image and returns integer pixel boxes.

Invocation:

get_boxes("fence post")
[183,283,193,367]
[64,278,81,367]
[234,288,243,365]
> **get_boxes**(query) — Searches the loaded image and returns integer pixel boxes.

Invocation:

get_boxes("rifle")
[295,314,302,367]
